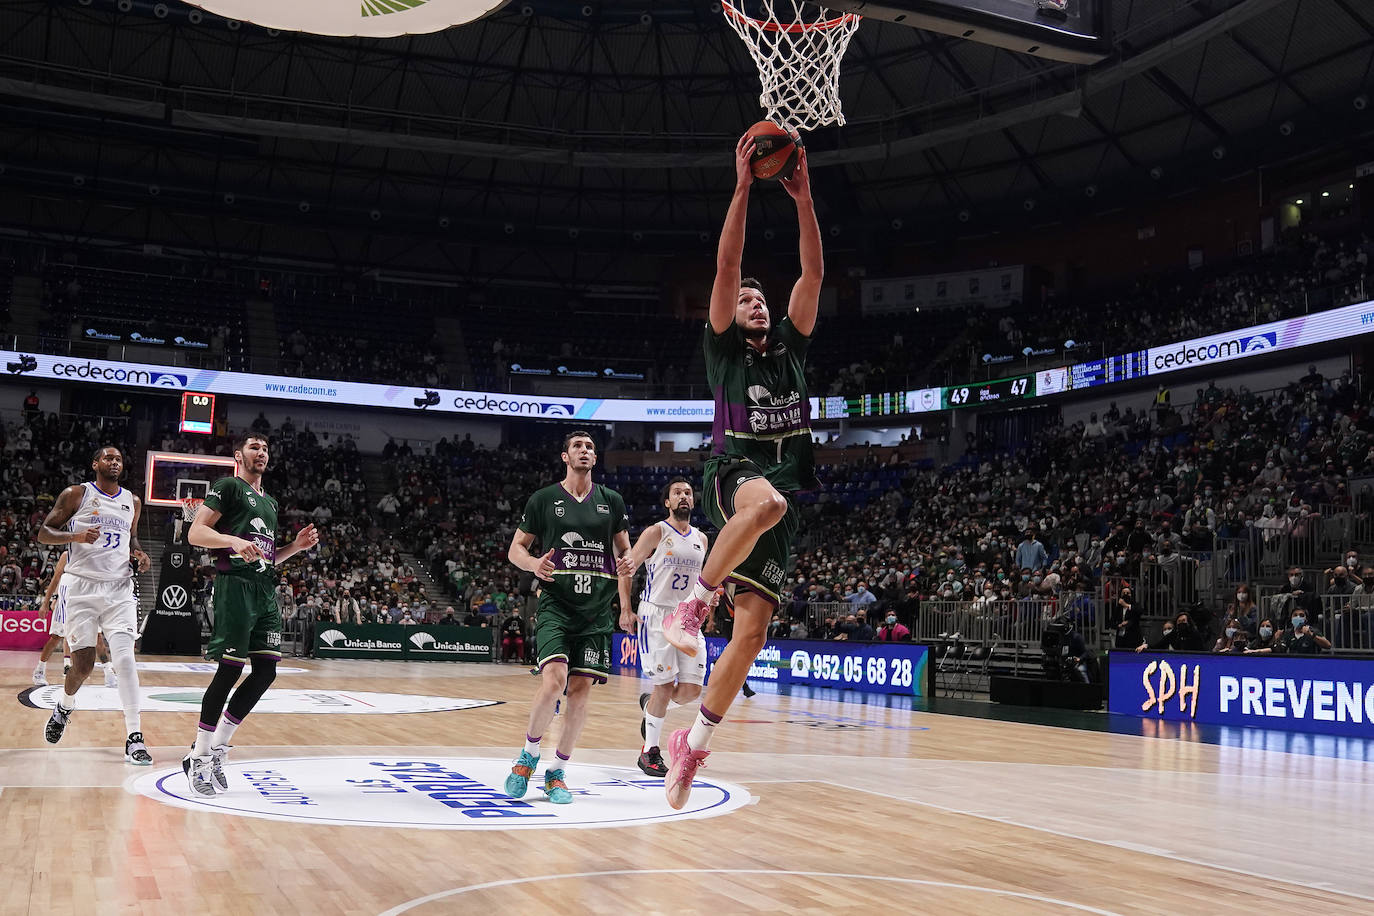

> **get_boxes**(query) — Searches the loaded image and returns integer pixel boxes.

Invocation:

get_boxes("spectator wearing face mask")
[1233,585,1258,633]
[1015,529,1048,574]
[767,614,789,639]
[1326,565,1357,596]
[1213,615,1246,653]
[1112,585,1141,649]
[878,611,910,641]
[1136,612,1206,652]
[1244,619,1280,654]
[849,582,877,608]
[852,611,875,641]
[1274,607,1331,655]
[1279,566,1322,624]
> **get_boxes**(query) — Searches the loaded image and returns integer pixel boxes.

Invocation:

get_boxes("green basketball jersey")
[203,475,279,579]
[704,317,817,492]
[518,482,628,627]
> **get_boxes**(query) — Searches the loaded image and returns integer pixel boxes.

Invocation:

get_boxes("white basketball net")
[721,1,861,132]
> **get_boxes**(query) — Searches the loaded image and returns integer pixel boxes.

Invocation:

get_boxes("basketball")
[745,120,801,181]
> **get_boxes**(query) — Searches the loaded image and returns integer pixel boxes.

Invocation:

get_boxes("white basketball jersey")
[64,482,135,581]
[641,521,706,608]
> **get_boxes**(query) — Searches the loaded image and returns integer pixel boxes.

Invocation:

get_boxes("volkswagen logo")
[161,585,189,609]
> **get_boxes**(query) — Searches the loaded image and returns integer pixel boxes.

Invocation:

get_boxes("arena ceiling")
[0,0,1371,282]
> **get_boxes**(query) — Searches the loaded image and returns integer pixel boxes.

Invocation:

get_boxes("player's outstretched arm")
[37,486,99,545]
[781,146,822,337]
[709,134,756,335]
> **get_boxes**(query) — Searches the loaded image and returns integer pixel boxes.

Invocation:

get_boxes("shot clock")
[179,391,216,435]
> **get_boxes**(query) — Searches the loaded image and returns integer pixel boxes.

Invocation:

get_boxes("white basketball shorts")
[48,581,69,639]
[62,575,137,651]
[638,601,707,686]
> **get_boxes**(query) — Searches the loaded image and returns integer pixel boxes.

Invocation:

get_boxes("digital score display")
[943,374,1033,409]
[815,388,943,419]
[179,392,215,435]
[1070,351,1149,390]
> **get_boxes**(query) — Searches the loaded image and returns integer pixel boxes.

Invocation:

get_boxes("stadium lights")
[1295,198,1304,205]
[1322,191,1331,198]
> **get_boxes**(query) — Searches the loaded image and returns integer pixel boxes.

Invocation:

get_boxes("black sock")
[197,662,243,736]
[226,656,277,721]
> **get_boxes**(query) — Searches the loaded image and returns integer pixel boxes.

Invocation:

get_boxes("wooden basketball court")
[1,650,1367,915]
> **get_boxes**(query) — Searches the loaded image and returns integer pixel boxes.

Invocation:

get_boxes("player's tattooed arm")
[37,485,99,545]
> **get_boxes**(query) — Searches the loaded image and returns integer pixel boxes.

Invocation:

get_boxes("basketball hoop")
[179,496,203,526]
[721,1,861,132]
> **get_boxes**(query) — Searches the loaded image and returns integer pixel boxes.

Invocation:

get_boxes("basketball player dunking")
[183,434,319,797]
[504,431,634,804]
[618,477,710,777]
[660,133,823,808]
[36,446,153,764]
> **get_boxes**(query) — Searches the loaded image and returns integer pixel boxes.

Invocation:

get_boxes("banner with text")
[614,633,928,696]
[313,623,495,661]
[0,608,49,650]
[1109,651,1374,738]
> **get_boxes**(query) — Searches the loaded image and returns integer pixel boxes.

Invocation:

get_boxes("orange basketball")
[745,121,801,181]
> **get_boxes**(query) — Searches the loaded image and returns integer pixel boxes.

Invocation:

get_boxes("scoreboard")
[942,374,1033,409]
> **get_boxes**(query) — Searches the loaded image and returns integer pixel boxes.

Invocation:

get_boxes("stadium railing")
[1322,593,1374,653]
[0,593,41,612]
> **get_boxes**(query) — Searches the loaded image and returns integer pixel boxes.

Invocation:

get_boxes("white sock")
[689,577,717,604]
[644,712,666,752]
[523,734,541,758]
[667,699,683,711]
[193,723,215,757]
[212,715,240,748]
[60,691,77,711]
[687,707,719,752]
[106,633,141,734]
[33,661,44,674]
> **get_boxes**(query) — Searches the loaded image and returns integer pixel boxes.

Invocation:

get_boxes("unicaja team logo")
[319,629,346,647]
[410,632,436,650]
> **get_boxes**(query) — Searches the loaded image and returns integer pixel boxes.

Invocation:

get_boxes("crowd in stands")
[967,230,1373,376]
[782,365,1374,654]
[0,408,139,608]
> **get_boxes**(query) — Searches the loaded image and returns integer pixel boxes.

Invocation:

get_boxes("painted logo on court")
[132,662,308,674]
[131,756,749,830]
[18,686,499,715]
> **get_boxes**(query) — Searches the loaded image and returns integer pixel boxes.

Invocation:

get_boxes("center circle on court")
[130,756,751,829]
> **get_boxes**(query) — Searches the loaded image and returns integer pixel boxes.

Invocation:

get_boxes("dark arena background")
[1,0,1374,913]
